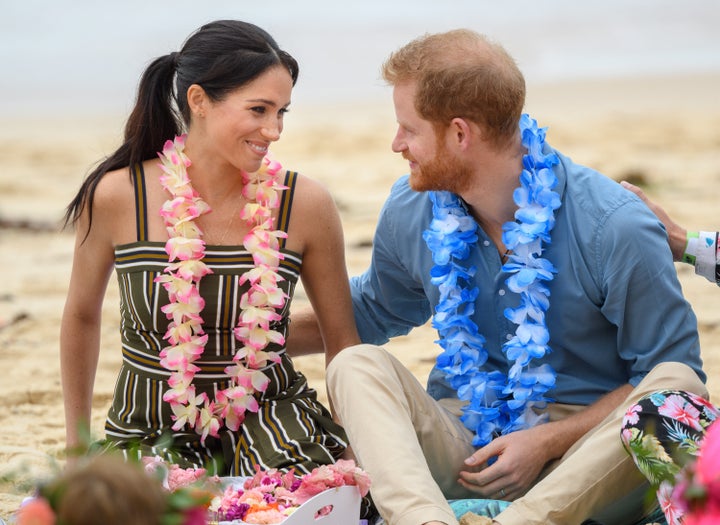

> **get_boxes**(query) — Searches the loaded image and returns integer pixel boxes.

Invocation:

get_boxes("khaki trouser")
[326,344,707,525]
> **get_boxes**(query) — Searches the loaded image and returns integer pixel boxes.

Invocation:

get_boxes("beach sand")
[1,73,719,519]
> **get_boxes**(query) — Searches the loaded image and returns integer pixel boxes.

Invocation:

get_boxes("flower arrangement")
[14,455,369,525]
[423,114,560,446]
[14,455,215,525]
[142,455,219,492]
[210,459,371,524]
[659,420,720,525]
[155,135,289,443]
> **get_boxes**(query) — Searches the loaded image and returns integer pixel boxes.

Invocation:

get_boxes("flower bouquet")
[211,459,371,525]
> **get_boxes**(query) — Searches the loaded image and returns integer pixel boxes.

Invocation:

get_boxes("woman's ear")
[186,84,208,118]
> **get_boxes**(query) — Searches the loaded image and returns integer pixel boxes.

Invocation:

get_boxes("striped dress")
[97,164,348,476]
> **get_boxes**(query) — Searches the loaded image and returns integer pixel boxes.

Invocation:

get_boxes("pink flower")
[164,320,203,345]
[169,259,213,281]
[623,403,641,427]
[684,510,720,525]
[167,388,207,430]
[686,393,720,419]
[215,387,259,431]
[241,202,273,227]
[659,394,703,431]
[165,237,206,261]
[160,335,207,370]
[237,302,283,328]
[658,480,685,525]
[243,230,284,267]
[198,404,221,444]
[292,461,372,504]
[243,509,286,524]
[621,428,634,448]
[233,325,285,352]
[161,291,205,325]
[15,498,55,525]
[167,368,199,392]
[255,181,282,209]
[167,464,207,491]
[245,284,288,309]
[224,366,271,392]
[156,273,195,302]
[262,157,283,176]
[696,421,720,489]
[181,506,209,525]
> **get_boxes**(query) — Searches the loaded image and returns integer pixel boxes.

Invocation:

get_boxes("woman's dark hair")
[64,20,299,235]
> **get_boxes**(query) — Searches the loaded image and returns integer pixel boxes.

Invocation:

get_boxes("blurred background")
[2,0,719,117]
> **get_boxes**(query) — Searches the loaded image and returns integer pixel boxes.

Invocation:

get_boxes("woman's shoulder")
[285,171,336,214]
[93,165,135,207]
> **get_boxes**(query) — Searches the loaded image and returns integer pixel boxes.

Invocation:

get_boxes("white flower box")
[218,485,362,525]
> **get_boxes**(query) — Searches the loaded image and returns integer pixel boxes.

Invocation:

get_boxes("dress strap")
[277,171,298,249]
[131,163,149,242]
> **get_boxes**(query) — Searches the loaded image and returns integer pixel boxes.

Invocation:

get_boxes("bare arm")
[60,177,121,458]
[286,305,325,357]
[288,177,360,365]
[459,383,633,499]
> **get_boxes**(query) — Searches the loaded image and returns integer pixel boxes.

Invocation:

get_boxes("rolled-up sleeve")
[351,179,434,345]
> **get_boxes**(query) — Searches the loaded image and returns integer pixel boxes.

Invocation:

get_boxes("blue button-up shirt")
[350,148,705,405]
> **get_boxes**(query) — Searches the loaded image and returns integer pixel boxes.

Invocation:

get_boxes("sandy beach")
[1,73,719,519]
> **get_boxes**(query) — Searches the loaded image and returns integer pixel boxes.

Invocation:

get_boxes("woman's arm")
[288,176,360,365]
[621,180,719,286]
[620,181,687,260]
[60,174,122,458]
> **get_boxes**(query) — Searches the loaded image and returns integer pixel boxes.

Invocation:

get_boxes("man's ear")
[186,84,208,118]
[449,117,473,151]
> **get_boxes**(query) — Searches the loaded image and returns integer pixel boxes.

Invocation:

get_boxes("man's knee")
[642,361,707,398]
[328,343,385,372]
[326,344,388,389]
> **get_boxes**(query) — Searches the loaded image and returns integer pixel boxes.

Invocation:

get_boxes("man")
[293,30,707,525]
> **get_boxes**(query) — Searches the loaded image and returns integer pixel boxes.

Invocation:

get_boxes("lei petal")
[424,114,560,446]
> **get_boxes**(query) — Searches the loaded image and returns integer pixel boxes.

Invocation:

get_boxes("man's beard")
[408,147,472,195]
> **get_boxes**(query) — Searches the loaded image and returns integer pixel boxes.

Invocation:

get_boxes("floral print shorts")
[621,389,719,524]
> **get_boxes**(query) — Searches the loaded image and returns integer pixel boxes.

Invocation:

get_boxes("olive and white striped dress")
[97,164,347,476]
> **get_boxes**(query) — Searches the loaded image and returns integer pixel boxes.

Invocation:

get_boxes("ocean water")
[1,0,719,117]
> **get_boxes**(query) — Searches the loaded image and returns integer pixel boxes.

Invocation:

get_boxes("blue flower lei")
[422,114,562,446]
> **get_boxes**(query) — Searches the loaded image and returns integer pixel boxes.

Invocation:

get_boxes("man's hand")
[458,384,633,501]
[458,424,553,501]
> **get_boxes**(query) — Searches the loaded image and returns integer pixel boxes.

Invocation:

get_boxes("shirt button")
[498,289,506,296]
[483,240,490,246]
[506,334,513,340]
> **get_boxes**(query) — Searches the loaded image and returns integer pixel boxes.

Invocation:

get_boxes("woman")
[60,20,360,476]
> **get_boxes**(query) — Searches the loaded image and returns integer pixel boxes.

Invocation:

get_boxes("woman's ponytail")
[64,53,181,235]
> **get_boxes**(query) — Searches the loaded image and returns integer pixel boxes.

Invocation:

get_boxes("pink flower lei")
[155,134,288,442]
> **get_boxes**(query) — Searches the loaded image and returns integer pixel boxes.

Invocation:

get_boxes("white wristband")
[694,231,718,283]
